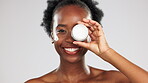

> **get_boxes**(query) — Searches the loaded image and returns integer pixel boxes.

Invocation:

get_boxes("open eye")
[57,29,66,33]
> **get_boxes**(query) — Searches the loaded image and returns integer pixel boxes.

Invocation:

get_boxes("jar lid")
[71,24,88,41]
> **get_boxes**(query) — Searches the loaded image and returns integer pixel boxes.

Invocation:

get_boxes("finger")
[82,19,100,32]
[73,41,89,49]
[77,21,91,28]
[98,25,104,35]
[78,19,103,39]
[77,21,84,24]
[88,30,98,41]
[89,20,100,31]
[83,18,97,27]
[88,29,92,35]
[89,34,96,41]
[82,18,90,23]
[88,29,96,41]
[90,31,100,41]
[90,20,97,26]
[77,21,95,32]
[82,19,95,28]
[93,31,100,36]
[78,19,101,35]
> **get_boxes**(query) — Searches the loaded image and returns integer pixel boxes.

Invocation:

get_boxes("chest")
[47,79,117,83]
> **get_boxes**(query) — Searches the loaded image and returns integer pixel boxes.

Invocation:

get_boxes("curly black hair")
[41,0,104,37]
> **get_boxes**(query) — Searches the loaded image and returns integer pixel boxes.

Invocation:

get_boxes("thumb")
[73,41,89,49]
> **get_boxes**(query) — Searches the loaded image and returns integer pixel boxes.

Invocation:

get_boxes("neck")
[56,57,90,81]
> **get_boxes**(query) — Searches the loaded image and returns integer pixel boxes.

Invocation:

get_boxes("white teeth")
[64,48,79,52]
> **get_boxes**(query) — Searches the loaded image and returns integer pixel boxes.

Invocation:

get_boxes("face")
[53,5,91,63]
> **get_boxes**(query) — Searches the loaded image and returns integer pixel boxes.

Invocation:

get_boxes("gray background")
[0,0,148,83]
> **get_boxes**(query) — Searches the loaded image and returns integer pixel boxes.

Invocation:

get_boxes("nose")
[65,32,74,43]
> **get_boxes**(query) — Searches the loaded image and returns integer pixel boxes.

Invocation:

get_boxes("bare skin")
[26,67,129,83]
[25,5,148,83]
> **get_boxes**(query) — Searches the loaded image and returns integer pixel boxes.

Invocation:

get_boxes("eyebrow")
[57,24,67,27]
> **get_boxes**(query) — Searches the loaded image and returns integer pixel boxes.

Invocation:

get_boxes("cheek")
[57,34,66,39]
[54,39,62,47]
[57,35,66,44]
[54,35,65,50]
[57,33,68,43]
[54,40,62,56]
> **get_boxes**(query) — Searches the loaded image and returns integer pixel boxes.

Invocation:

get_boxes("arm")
[101,48,148,83]
[73,18,148,83]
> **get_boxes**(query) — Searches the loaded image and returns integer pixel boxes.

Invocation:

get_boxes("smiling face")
[52,5,91,63]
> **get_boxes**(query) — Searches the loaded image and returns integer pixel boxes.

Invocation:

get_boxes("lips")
[64,47,80,55]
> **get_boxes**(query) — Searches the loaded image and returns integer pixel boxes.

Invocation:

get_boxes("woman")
[26,0,148,83]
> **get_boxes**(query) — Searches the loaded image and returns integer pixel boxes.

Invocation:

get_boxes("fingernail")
[73,41,76,44]
[73,41,78,45]
[83,18,87,20]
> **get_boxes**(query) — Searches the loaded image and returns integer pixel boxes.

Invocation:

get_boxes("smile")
[64,48,80,55]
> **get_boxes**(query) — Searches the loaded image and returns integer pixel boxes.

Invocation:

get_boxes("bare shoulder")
[103,70,130,83]
[89,67,130,83]
[25,78,45,83]
[25,69,58,83]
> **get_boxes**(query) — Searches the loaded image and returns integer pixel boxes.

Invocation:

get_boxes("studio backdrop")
[0,0,148,83]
